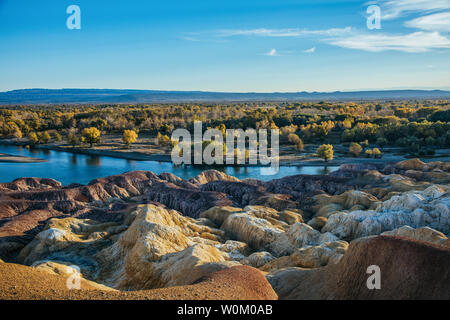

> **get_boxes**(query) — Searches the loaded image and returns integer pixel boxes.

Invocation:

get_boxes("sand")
[0,153,47,163]
[0,263,277,300]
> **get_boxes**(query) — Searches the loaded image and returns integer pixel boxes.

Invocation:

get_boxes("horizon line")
[2,87,450,94]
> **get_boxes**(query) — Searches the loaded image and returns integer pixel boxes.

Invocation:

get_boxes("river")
[0,145,338,185]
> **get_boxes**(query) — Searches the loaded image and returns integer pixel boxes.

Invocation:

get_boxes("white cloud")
[265,48,278,56]
[216,27,352,38]
[327,31,450,52]
[378,0,450,20]
[405,11,450,31]
[303,47,316,53]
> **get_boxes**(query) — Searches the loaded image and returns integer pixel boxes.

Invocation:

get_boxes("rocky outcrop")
[265,174,354,200]
[142,181,233,218]
[0,166,361,262]
[382,226,449,247]
[322,185,449,240]
[2,159,449,300]
[241,252,276,268]
[0,171,234,260]
[261,240,348,271]
[17,217,128,270]
[267,235,450,300]
[92,205,235,289]
[200,180,267,206]
[218,205,338,257]
[221,210,286,254]
[200,206,245,226]
[16,204,238,290]
[0,177,62,192]
[395,158,426,171]
[189,170,240,185]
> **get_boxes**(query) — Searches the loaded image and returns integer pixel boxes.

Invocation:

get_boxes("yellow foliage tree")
[123,130,138,147]
[317,144,334,162]
[81,127,101,147]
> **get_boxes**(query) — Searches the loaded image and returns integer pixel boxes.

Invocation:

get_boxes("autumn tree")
[217,124,226,137]
[157,132,171,146]
[13,127,23,139]
[67,131,78,147]
[317,144,334,162]
[349,142,362,157]
[288,133,304,152]
[342,119,353,129]
[123,129,138,147]
[54,132,62,142]
[372,148,382,159]
[28,132,38,145]
[81,127,101,147]
[38,131,51,144]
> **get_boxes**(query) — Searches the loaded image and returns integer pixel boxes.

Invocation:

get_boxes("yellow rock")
[32,261,116,291]
[261,240,348,271]
[279,210,304,225]
[382,226,449,247]
[308,216,328,230]
[395,158,426,171]
[200,206,243,226]
[95,205,234,290]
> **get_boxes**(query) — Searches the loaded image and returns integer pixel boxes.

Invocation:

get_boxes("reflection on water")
[28,148,39,156]
[86,156,101,166]
[317,166,333,175]
[70,154,78,165]
[0,145,339,185]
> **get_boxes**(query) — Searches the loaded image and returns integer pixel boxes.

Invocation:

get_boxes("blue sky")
[0,0,449,92]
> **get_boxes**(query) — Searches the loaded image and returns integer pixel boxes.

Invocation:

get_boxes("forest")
[0,100,449,157]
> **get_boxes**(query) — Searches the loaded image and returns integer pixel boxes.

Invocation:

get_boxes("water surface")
[0,145,338,185]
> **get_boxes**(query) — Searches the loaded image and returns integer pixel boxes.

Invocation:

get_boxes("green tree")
[376,137,388,148]
[425,136,436,146]
[317,144,334,162]
[349,142,362,157]
[81,127,101,147]
[123,129,138,147]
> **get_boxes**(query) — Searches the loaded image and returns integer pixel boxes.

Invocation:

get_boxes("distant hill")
[1,88,450,104]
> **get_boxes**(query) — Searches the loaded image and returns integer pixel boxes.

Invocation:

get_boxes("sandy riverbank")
[0,153,47,163]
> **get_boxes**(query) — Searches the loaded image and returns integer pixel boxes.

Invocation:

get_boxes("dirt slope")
[268,235,450,300]
[0,264,277,300]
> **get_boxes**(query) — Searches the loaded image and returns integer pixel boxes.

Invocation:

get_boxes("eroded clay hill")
[267,235,450,300]
[0,159,449,299]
